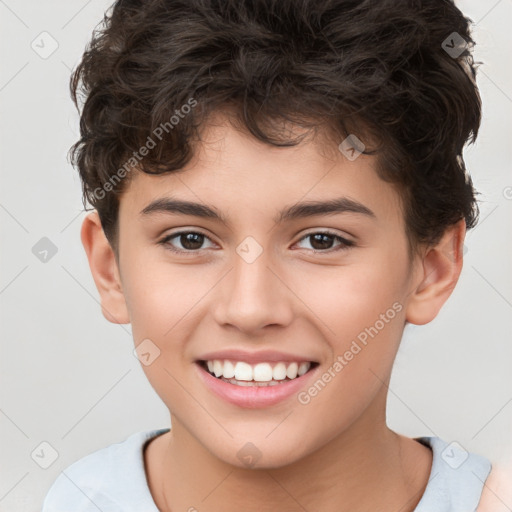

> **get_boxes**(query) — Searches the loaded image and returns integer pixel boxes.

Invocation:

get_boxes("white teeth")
[203,359,313,382]
[253,363,273,382]
[298,362,310,376]
[213,360,223,378]
[272,362,287,380]
[221,377,283,387]
[286,362,298,379]
[223,360,235,379]
[234,361,253,381]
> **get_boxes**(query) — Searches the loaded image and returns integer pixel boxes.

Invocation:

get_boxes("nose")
[213,244,294,333]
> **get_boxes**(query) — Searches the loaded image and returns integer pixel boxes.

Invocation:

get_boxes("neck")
[146,388,432,512]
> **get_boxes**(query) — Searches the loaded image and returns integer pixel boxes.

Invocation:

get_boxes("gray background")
[0,1,511,510]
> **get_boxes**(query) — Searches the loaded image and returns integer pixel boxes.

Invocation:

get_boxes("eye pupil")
[310,233,334,250]
[181,233,204,250]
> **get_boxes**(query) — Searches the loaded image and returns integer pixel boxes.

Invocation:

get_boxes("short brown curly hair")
[69,0,482,256]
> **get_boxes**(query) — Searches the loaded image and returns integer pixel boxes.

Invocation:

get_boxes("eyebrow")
[139,196,376,224]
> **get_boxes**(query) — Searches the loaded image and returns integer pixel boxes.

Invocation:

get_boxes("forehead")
[118,115,404,229]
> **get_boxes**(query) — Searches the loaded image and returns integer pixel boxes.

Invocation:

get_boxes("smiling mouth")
[196,359,320,386]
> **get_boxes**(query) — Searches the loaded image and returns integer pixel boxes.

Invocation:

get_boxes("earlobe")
[80,210,130,324]
[405,219,466,325]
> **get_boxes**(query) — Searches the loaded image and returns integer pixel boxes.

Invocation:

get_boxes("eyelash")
[158,230,355,256]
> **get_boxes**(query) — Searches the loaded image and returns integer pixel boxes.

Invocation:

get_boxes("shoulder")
[476,464,512,512]
[413,436,492,511]
[41,428,169,512]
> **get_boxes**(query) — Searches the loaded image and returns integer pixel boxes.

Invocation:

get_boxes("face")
[113,114,422,468]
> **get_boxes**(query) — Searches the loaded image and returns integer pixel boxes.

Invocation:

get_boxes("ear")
[80,210,130,324]
[405,219,466,325]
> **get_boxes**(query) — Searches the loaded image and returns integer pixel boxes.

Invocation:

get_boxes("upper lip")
[196,349,318,365]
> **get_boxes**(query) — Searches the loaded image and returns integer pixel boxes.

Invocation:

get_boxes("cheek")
[283,253,409,404]
[292,257,407,342]
[121,247,204,341]
[289,266,406,435]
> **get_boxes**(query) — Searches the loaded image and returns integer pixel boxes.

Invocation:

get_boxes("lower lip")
[194,362,319,409]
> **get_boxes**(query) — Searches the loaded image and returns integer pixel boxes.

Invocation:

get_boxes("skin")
[477,463,512,512]
[81,112,469,512]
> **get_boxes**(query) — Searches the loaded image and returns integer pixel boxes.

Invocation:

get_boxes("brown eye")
[296,232,354,253]
[177,232,205,250]
[159,231,215,254]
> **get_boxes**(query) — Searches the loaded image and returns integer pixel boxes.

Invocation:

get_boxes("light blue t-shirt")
[41,428,492,512]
